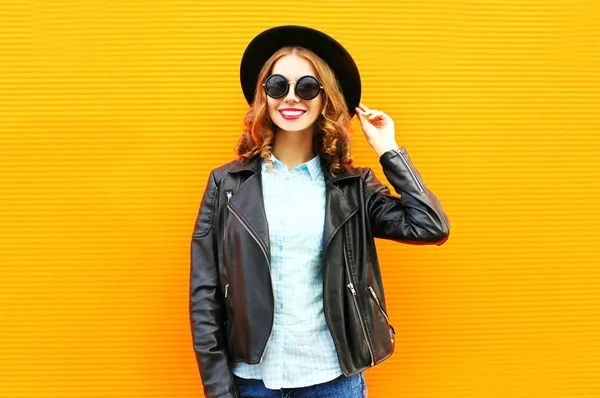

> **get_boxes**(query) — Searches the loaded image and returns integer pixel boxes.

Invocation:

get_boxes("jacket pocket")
[367,285,395,345]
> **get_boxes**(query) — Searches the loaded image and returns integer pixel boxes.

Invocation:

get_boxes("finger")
[368,110,382,120]
[363,109,376,118]
[358,103,369,112]
[356,108,370,129]
[355,107,365,119]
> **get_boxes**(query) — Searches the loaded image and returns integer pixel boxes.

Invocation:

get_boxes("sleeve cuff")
[378,146,405,164]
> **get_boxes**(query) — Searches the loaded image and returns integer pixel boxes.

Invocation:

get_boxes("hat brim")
[240,25,361,117]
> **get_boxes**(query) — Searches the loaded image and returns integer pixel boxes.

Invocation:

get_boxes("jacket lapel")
[228,157,271,259]
[227,155,361,258]
[322,160,361,252]
[323,183,358,252]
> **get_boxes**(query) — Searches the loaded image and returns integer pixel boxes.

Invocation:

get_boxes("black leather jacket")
[190,147,450,398]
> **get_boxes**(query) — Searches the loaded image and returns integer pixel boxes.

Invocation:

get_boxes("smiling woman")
[189,25,450,398]
[237,43,354,176]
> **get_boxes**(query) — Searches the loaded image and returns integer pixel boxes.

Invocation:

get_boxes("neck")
[271,127,316,171]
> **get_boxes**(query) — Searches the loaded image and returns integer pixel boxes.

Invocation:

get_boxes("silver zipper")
[227,204,274,363]
[347,283,356,295]
[228,205,270,270]
[394,149,450,238]
[368,285,395,344]
[344,248,375,367]
[367,286,390,324]
[224,190,233,244]
[394,148,425,193]
[224,283,229,298]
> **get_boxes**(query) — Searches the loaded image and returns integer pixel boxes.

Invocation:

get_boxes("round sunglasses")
[263,74,324,100]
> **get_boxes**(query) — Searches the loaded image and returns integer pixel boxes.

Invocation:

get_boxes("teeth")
[281,110,304,116]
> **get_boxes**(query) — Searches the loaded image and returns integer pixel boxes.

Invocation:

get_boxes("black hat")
[240,25,361,117]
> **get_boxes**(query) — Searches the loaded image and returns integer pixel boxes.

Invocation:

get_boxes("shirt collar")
[262,151,323,180]
[304,154,323,180]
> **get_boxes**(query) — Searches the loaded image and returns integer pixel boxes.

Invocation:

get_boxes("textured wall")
[1,1,599,397]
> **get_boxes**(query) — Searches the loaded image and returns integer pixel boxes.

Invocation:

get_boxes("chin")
[275,117,318,133]
[281,123,311,132]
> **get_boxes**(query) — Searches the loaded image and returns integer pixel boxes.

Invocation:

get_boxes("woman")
[190,25,450,398]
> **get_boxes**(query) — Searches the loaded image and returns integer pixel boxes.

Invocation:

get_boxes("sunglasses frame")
[263,74,324,100]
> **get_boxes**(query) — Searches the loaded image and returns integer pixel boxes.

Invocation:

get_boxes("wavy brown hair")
[235,46,354,177]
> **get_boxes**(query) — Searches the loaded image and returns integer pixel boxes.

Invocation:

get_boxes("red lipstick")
[279,108,306,120]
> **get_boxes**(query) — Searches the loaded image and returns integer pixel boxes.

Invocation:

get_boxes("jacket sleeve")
[363,146,450,245]
[190,170,239,398]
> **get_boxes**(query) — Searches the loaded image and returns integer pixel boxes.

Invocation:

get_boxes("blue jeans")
[233,372,367,397]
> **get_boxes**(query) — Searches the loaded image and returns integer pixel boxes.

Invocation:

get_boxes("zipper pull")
[367,285,375,298]
[225,190,233,202]
[224,283,229,298]
[347,282,357,296]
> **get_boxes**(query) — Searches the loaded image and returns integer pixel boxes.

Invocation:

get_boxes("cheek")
[311,98,323,117]
[267,99,278,116]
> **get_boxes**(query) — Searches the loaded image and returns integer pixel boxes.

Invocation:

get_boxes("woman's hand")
[355,103,399,157]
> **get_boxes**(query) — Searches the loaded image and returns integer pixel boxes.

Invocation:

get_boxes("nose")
[283,82,299,103]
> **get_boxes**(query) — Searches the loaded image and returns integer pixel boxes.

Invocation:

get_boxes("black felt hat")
[240,25,361,117]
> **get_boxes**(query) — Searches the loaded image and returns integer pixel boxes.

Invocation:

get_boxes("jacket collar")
[230,154,361,184]
[227,154,360,257]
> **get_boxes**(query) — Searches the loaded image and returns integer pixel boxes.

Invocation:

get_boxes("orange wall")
[2,1,600,397]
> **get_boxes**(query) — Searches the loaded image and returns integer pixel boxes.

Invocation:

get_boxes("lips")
[279,109,306,120]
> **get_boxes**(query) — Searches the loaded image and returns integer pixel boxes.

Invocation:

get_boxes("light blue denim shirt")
[231,152,343,389]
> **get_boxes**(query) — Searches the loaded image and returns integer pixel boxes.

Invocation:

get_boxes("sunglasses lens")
[265,75,288,98]
[296,76,321,99]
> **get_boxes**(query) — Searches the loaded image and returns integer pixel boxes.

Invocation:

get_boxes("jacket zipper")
[394,148,450,238]
[223,193,232,315]
[227,204,275,364]
[367,286,389,324]
[344,248,375,367]
[367,286,395,343]
[224,190,232,243]
[394,148,425,193]
[368,286,395,341]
